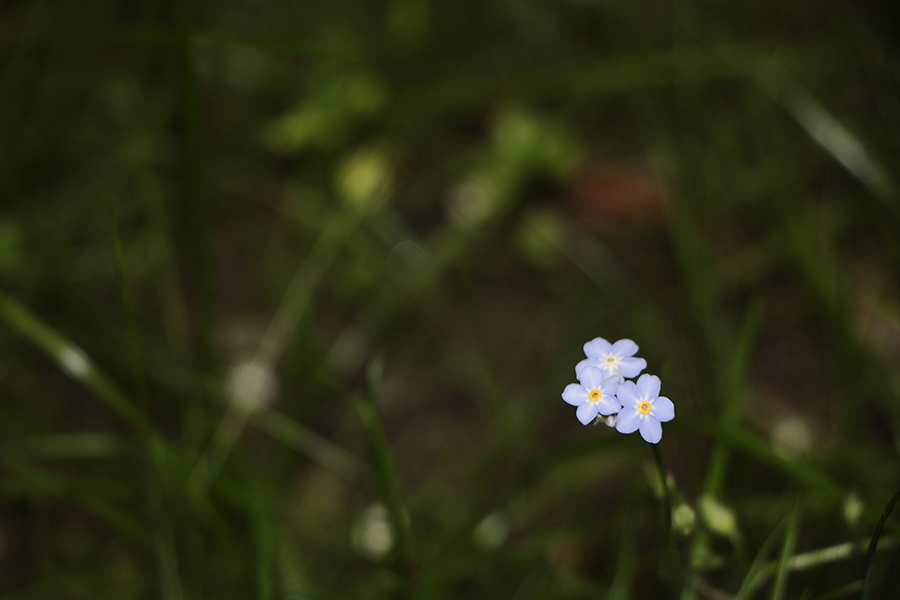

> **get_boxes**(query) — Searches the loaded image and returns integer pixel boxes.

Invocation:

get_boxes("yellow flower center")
[588,389,602,403]
[638,400,652,415]
[603,355,618,367]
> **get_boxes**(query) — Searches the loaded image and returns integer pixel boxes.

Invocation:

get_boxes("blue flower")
[562,367,622,425]
[614,374,674,444]
[575,338,647,380]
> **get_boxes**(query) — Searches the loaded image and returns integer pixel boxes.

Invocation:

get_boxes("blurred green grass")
[2,0,900,598]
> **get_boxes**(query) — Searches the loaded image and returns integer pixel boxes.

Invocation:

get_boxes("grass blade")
[355,358,410,581]
[771,504,801,600]
[0,290,151,433]
[735,513,787,600]
[861,485,900,600]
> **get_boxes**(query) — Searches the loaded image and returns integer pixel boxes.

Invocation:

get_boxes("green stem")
[652,443,673,540]
[110,200,147,407]
[356,359,410,594]
[171,0,217,376]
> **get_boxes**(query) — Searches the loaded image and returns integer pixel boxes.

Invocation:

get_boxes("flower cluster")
[561,338,674,444]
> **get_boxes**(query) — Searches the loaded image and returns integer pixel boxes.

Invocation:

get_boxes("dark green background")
[1,0,899,598]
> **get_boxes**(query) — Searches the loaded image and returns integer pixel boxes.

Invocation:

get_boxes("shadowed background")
[1,0,900,598]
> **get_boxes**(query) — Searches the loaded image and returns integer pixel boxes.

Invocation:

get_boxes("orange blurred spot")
[566,163,670,227]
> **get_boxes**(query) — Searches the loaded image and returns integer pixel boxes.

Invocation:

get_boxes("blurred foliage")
[2,0,900,598]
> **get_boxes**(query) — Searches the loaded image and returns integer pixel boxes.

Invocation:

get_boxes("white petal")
[639,417,662,444]
[652,396,674,422]
[617,357,646,379]
[615,380,639,407]
[583,337,611,358]
[611,339,638,358]
[576,402,599,425]
[636,374,661,399]
[616,407,641,433]
[562,384,587,406]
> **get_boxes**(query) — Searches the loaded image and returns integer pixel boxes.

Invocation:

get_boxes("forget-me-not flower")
[575,338,647,380]
[614,374,674,444]
[562,366,622,425]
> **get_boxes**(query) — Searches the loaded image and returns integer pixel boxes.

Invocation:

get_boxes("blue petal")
[617,357,647,378]
[611,339,638,358]
[576,402,600,425]
[574,358,594,380]
[615,380,639,407]
[597,396,621,416]
[636,374,660,399]
[639,417,662,444]
[616,407,641,433]
[583,337,612,358]
[562,384,587,406]
[600,375,622,396]
[597,364,618,379]
[580,367,605,390]
[652,396,674,422]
